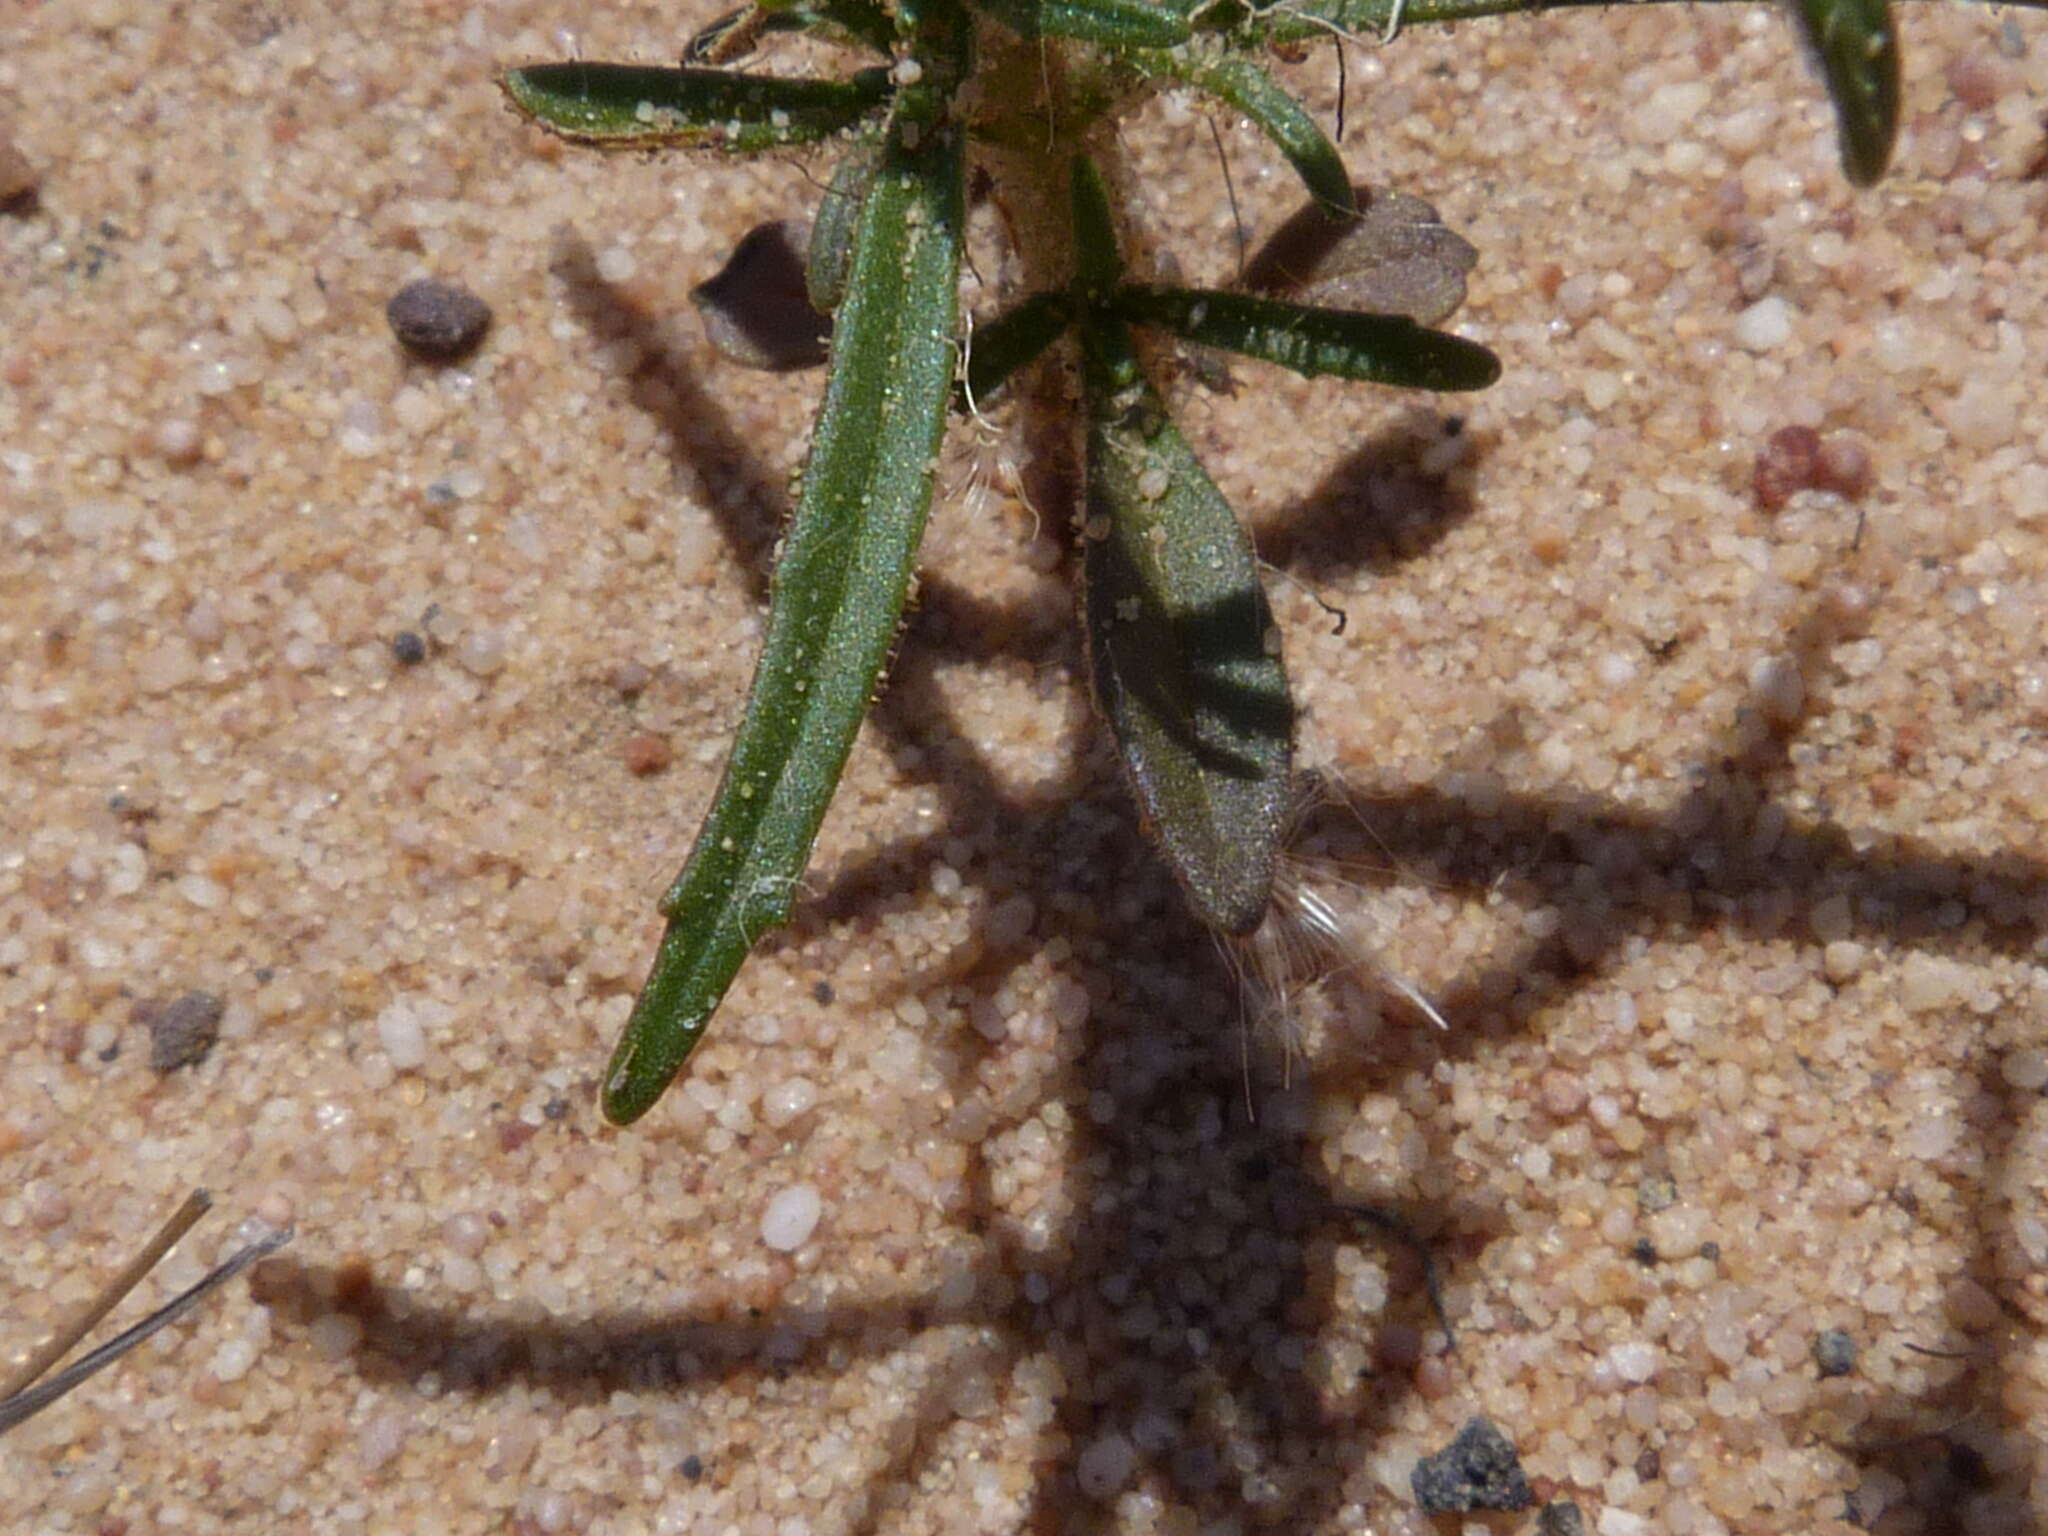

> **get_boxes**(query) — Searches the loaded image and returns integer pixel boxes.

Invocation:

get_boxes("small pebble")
[255,1190,297,1229]
[307,1312,364,1361]
[689,220,830,371]
[1813,1327,1858,1377]
[1752,425,1822,510]
[376,1000,428,1070]
[210,1333,261,1382]
[141,990,226,1074]
[761,1076,818,1129]
[1732,294,1793,352]
[1608,1339,1661,1384]
[760,1183,822,1251]
[1815,431,1874,499]
[610,660,652,698]
[385,277,493,362]
[1636,1173,1679,1213]
[154,417,203,465]
[390,629,427,666]
[622,732,673,776]
[2001,1047,2048,1092]
[457,629,506,677]
[26,1180,71,1230]
[1411,1416,1534,1513]
[358,1411,411,1472]
[1823,940,1867,984]
[1539,1501,1589,1536]
[1242,185,1478,326]
[1075,1431,1135,1499]
[0,134,37,211]
[443,1210,490,1257]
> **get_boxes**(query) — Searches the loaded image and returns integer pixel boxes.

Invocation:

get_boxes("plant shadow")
[255,234,2047,1531]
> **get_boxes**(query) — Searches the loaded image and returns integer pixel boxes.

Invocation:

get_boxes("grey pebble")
[1411,1415,1534,1514]
[1538,1500,1588,1536]
[1813,1328,1858,1378]
[689,220,830,372]
[141,990,225,1074]
[386,277,492,361]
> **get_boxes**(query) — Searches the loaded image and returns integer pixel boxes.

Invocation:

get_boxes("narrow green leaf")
[1070,154,1123,298]
[961,291,1076,407]
[499,62,891,151]
[977,0,1193,48]
[1163,54,1354,216]
[1790,0,1899,186]
[806,142,879,314]
[601,115,967,1125]
[1078,306,1292,936]
[1111,286,1500,391]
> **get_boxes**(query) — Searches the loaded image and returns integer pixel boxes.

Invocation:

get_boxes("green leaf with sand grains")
[499,61,892,151]
[599,111,967,1126]
[1072,157,1293,936]
[1110,286,1500,391]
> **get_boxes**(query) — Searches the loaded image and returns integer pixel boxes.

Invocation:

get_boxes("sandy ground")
[4,2,2048,1532]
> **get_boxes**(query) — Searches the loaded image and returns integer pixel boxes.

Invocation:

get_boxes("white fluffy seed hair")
[1219,771,1448,1080]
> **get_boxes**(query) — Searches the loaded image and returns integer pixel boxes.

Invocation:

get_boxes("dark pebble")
[0,135,38,214]
[1538,1501,1588,1536]
[140,990,226,1073]
[689,220,830,371]
[1813,1328,1858,1377]
[680,1454,704,1482]
[391,629,428,665]
[386,277,492,361]
[1411,1416,1534,1514]
[1753,424,1824,511]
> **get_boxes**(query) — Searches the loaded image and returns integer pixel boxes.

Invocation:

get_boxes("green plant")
[502,0,1925,1126]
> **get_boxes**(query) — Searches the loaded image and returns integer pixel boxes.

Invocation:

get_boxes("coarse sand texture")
[4,3,2048,1532]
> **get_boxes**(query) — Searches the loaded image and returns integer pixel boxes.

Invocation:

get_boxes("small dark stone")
[391,629,428,665]
[386,277,493,361]
[689,220,830,371]
[1634,1445,1661,1482]
[140,990,226,1073]
[1410,1416,1534,1514]
[1698,1240,1721,1262]
[811,980,834,1006]
[1753,424,1824,511]
[0,135,38,214]
[1242,184,1478,326]
[1630,1237,1658,1267]
[1537,1500,1588,1536]
[1813,1328,1858,1378]
[680,1454,704,1482]
[1946,1439,1992,1489]
[542,1095,571,1122]
[97,1040,121,1063]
